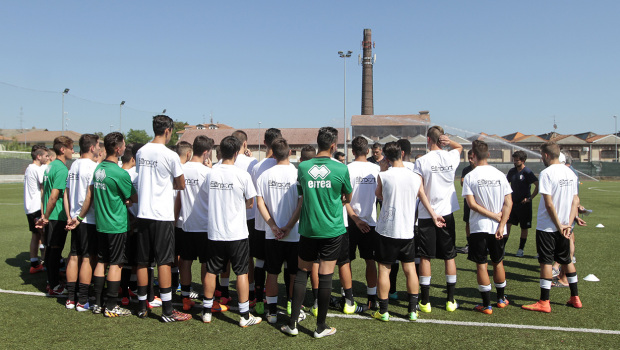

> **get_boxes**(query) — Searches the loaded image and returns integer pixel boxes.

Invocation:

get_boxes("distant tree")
[168,120,188,146]
[126,129,152,144]
[94,131,104,139]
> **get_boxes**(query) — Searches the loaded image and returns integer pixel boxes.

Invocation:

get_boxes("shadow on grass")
[5,251,49,293]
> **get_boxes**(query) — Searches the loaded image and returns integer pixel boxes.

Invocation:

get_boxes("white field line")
[587,187,620,193]
[1,288,619,335]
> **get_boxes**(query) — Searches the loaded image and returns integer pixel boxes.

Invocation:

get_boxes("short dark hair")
[121,145,133,164]
[131,143,144,160]
[30,145,47,160]
[271,138,289,161]
[467,149,474,157]
[104,132,124,156]
[512,150,527,162]
[220,136,241,159]
[152,115,173,136]
[333,151,345,159]
[53,136,73,155]
[540,141,560,159]
[193,135,214,155]
[472,140,489,160]
[383,142,402,162]
[264,128,282,149]
[396,139,412,156]
[176,141,192,157]
[232,130,248,143]
[371,142,382,150]
[351,136,369,156]
[317,127,338,151]
[79,134,99,154]
[427,125,444,145]
[300,145,316,162]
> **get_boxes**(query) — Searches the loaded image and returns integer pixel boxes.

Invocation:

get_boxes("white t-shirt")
[462,165,512,235]
[347,161,380,226]
[208,164,257,241]
[376,167,422,239]
[177,161,210,229]
[536,164,579,232]
[125,167,139,217]
[403,161,415,172]
[24,163,44,214]
[256,164,300,242]
[66,158,98,224]
[135,143,184,221]
[235,154,258,220]
[251,157,277,231]
[413,149,461,218]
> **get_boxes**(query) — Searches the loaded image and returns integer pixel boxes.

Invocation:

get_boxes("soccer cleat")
[189,290,199,299]
[446,300,459,312]
[313,327,337,338]
[92,305,102,314]
[497,297,510,308]
[566,296,583,309]
[388,291,398,300]
[408,310,419,321]
[30,264,45,274]
[474,305,493,315]
[297,309,307,322]
[182,297,195,311]
[137,309,149,319]
[104,305,132,317]
[418,301,432,313]
[343,301,368,315]
[254,301,264,314]
[161,309,191,323]
[214,289,222,298]
[219,296,232,306]
[249,298,257,308]
[310,305,318,317]
[128,289,137,297]
[281,324,298,336]
[121,297,130,306]
[176,284,181,293]
[522,300,551,313]
[239,314,262,328]
[287,300,292,315]
[148,296,162,309]
[47,284,66,296]
[76,302,90,312]
[372,310,390,322]
[201,310,212,323]
[266,312,278,324]
[515,249,524,257]
[212,301,229,313]
[65,300,75,310]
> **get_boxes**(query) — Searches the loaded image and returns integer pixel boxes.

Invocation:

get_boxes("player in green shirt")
[37,136,74,296]
[282,127,352,339]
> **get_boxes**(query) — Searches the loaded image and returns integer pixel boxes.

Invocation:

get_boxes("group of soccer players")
[23,117,583,338]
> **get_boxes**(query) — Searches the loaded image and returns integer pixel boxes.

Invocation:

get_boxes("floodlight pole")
[120,101,125,133]
[339,50,352,162]
[62,88,69,135]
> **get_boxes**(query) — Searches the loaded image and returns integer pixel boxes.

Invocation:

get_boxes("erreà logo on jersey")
[95,168,106,182]
[308,165,330,180]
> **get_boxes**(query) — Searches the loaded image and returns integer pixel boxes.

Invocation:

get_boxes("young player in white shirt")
[372,142,444,322]
[462,140,512,315]
[255,138,303,324]
[63,134,100,310]
[413,126,463,313]
[24,145,48,274]
[201,136,262,327]
[135,115,189,322]
[522,141,582,313]
[171,141,193,293]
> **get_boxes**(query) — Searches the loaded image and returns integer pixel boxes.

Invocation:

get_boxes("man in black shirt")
[506,150,539,257]
[457,150,475,254]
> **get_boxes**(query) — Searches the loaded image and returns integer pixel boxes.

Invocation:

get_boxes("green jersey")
[42,159,68,221]
[297,157,352,239]
[92,160,136,234]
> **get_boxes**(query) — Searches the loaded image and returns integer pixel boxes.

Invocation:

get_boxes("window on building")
[601,150,619,159]
[489,150,502,159]
[569,150,580,161]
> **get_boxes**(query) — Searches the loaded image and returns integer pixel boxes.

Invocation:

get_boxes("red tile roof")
[178,128,346,146]
[13,130,82,143]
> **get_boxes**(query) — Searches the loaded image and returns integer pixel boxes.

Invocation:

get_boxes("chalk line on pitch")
[1,287,619,335]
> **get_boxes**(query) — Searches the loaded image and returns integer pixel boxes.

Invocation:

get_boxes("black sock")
[78,283,90,305]
[147,268,155,302]
[496,285,505,300]
[215,275,221,291]
[268,300,278,314]
[343,288,354,306]
[408,293,419,313]
[566,272,579,297]
[66,281,77,302]
[221,285,230,298]
[289,269,309,329]
[312,288,319,303]
[93,276,106,307]
[519,238,527,250]
[368,294,377,309]
[129,273,137,292]
[316,273,333,334]
[389,263,399,294]
[138,285,148,310]
[106,280,121,310]
[255,266,265,301]
[47,247,62,287]
[447,282,456,303]
[171,270,179,292]
[540,281,551,301]
[378,298,389,314]
[481,291,491,307]
[420,285,430,305]
[160,287,173,315]
[31,259,39,268]
[181,284,191,298]
[284,268,291,297]
[120,268,131,298]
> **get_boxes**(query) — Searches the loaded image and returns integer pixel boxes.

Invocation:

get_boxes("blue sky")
[1,1,619,138]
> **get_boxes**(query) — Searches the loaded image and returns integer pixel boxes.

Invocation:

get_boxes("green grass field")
[1,181,619,349]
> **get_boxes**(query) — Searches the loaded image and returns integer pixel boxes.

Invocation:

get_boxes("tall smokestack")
[361,28,374,115]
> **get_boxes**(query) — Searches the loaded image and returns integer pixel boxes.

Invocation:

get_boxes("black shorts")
[46,220,68,248]
[136,219,175,266]
[337,232,351,265]
[347,218,377,261]
[508,202,532,229]
[180,231,209,263]
[374,234,416,265]
[417,214,457,260]
[125,229,138,266]
[205,238,249,275]
[467,232,505,264]
[414,225,420,258]
[536,230,571,265]
[175,226,184,256]
[97,231,127,265]
[265,239,299,274]
[69,223,97,258]
[298,234,343,262]
[26,210,41,233]
[248,219,266,260]
[463,202,470,223]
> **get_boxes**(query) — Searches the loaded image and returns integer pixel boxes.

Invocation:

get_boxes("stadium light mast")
[338,50,352,162]
[120,101,125,133]
[62,88,69,135]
